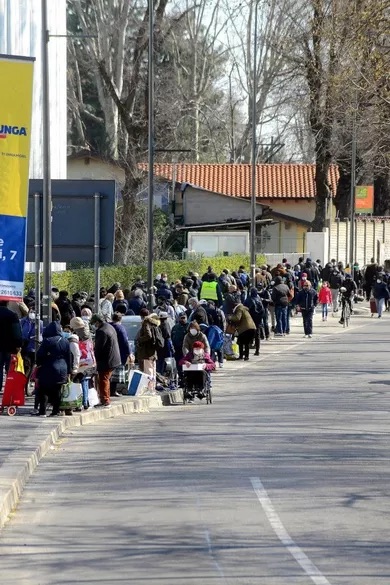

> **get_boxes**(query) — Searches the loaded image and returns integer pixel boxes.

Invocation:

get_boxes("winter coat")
[244,292,265,326]
[228,304,256,335]
[100,298,114,321]
[113,299,129,313]
[127,296,146,316]
[56,296,75,326]
[271,283,290,307]
[373,282,390,300]
[0,306,23,354]
[329,272,344,289]
[295,288,318,311]
[94,322,121,372]
[68,333,81,375]
[21,316,43,354]
[205,306,226,331]
[188,306,209,326]
[156,283,173,302]
[223,291,242,315]
[183,331,210,355]
[157,320,173,359]
[179,351,216,372]
[176,290,189,307]
[318,286,332,305]
[110,322,130,365]
[171,323,188,353]
[36,321,71,387]
[136,314,161,360]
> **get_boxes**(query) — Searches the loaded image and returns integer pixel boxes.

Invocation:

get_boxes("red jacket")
[179,351,216,372]
[318,286,332,304]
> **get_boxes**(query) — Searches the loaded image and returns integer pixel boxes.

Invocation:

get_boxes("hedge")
[24,254,267,294]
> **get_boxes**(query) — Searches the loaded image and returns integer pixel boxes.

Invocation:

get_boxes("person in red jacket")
[318,281,332,321]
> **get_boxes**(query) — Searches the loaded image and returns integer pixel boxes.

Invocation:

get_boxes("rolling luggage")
[370,297,377,316]
[1,355,26,416]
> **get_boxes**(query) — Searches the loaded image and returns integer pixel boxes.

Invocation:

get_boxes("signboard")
[0,55,34,300]
[27,180,116,263]
[355,185,374,214]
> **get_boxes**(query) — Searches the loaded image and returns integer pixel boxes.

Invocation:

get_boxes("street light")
[250,0,259,284]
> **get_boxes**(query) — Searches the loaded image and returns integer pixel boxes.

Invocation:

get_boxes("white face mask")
[190,328,197,336]
[193,349,203,357]
[302,277,307,281]
[29,312,36,320]
[377,279,382,283]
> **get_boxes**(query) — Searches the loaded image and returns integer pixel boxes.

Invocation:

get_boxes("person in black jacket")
[271,276,290,336]
[244,288,264,355]
[295,281,318,338]
[257,283,271,340]
[0,301,23,392]
[90,314,121,408]
[36,321,71,416]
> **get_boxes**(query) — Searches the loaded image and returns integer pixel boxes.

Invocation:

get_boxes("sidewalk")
[0,301,373,529]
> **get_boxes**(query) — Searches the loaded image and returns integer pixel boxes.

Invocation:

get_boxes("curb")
[0,394,162,530]
[160,389,184,406]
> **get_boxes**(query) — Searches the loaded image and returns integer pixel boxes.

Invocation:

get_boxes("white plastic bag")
[60,382,83,409]
[88,387,100,407]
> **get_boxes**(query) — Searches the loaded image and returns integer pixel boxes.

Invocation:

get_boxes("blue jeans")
[321,303,328,318]
[275,306,288,334]
[0,352,11,391]
[81,377,90,407]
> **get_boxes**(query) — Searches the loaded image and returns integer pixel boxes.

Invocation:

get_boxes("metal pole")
[349,104,357,266]
[41,0,52,325]
[34,193,41,356]
[94,193,101,315]
[147,0,155,310]
[250,0,258,285]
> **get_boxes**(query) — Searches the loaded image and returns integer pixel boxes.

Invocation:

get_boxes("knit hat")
[70,317,85,330]
[193,341,204,349]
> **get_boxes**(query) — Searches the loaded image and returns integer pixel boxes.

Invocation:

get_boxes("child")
[318,281,332,321]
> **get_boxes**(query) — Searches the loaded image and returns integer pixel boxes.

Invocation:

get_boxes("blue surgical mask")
[62,332,71,339]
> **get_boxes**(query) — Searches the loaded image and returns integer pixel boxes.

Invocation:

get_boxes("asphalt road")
[1,316,390,585]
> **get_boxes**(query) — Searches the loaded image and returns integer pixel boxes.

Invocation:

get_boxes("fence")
[329,217,390,266]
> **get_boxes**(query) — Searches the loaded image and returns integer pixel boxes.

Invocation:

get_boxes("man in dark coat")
[295,280,318,338]
[271,276,290,336]
[90,314,121,407]
[0,300,23,391]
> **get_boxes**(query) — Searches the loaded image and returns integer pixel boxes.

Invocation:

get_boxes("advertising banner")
[0,55,34,300]
[355,185,374,215]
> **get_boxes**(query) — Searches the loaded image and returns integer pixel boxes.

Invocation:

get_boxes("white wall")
[0,0,67,179]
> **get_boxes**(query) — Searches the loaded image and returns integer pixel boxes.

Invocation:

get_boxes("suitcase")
[1,356,26,415]
[370,298,377,315]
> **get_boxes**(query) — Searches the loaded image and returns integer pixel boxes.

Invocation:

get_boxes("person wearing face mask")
[20,307,43,393]
[372,275,390,318]
[329,268,344,313]
[179,341,215,401]
[182,321,210,356]
[338,274,357,324]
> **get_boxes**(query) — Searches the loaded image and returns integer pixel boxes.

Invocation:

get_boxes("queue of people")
[0,257,386,416]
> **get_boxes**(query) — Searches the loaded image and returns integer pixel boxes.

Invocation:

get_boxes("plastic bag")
[15,352,25,375]
[60,381,83,410]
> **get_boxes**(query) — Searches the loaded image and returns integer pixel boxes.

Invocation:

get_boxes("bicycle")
[339,295,351,328]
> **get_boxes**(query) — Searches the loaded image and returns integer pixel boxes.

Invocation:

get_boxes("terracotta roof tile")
[139,163,339,200]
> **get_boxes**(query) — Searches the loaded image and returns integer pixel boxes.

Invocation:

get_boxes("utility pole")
[250,0,259,285]
[349,102,357,266]
[147,0,155,310]
[41,0,52,325]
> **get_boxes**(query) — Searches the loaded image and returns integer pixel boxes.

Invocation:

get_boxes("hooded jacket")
[244,288,265,326]
[136,314,161,360]
[295,288,318,311]
[182,330,210,355]
[36,321,71,386]
[271,277,290,307]
[228,303,256,334]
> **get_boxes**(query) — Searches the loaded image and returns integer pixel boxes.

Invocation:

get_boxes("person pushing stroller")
[179,341,215,402]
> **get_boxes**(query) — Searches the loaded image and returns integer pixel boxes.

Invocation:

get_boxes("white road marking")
[250,477,332,585]
[196,494,228,583]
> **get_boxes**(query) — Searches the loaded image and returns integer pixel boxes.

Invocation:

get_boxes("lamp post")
[349,103,357,266]
[41,0,52,325]
[147,0,155,310]
[250,0,259,285]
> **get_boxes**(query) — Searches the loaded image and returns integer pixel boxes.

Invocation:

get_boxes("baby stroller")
[182,364,212,405]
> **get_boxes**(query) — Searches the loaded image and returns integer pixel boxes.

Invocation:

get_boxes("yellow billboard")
[0,55,34,300]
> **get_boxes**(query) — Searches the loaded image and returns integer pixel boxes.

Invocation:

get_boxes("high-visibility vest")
[200,281,218,300]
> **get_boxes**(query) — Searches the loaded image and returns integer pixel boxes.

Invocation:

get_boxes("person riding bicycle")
[339,275,357,324]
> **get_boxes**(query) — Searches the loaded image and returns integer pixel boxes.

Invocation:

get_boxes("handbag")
[225,322,236,336]
[60,381,83,410]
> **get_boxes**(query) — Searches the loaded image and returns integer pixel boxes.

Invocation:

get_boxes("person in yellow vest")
[199,273,223,307]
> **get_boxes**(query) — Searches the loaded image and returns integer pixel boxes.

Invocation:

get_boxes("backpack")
[78,339,96,370]
[207,325,224,351]
[239,272,249,287]
[153,326,165,349]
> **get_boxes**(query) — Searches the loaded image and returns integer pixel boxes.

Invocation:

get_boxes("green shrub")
[25,254,266,293]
